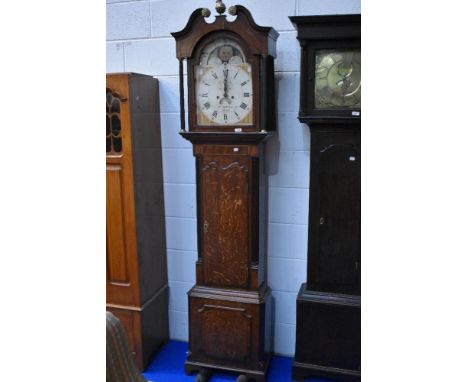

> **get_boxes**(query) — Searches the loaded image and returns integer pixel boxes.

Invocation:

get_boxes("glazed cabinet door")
[308,131,360,294]
[199,148,251,289]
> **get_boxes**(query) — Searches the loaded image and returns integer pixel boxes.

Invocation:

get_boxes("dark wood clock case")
[172,4,278,382]
[106,73,169,370]
[289,15,361,381]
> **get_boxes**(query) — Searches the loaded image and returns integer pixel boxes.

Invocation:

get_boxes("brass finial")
[215,0,226,15]
[228,5,237,16]
[201,8,211,17]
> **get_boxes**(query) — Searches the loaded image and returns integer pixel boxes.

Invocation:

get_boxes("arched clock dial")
[315,50,361,109]
[195,37,253,126]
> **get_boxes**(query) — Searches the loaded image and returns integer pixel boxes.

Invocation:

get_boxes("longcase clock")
[172,2,278,381]
[106,73,169,370]
[289,15,361,381]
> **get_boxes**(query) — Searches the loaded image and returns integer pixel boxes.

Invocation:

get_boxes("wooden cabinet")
[290,15,361,381]
[106,73,169,370]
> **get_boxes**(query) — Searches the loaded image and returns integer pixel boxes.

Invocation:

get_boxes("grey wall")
[107,0,361,356]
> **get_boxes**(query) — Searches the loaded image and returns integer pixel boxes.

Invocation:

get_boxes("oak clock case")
[106,73,169,371]
[290,15,361,382]
[172,4,278,382]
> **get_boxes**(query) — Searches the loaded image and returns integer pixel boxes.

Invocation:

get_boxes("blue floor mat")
[142,341,331,382]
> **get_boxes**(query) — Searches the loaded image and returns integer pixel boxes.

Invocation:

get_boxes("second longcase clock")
[172,2,277,382]
[289,15,361,381]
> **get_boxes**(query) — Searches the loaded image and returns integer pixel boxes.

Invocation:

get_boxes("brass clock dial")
[315,50,361,109]
[195,38,253,126]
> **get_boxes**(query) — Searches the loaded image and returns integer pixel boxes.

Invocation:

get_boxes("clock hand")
[220,68,232,105]
[223,68,229,98]
[336,76,352,93]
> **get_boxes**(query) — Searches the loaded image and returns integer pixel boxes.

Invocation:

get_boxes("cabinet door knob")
[319,217,325,225]
[204,221,209,233]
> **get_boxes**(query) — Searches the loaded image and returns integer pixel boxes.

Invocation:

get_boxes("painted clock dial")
[315,50,361,109]
[195,38,253,126]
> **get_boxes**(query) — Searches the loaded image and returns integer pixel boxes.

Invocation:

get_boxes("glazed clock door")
[195,37,254,127]
[310,133,361,294]
[314,50,361,109]
[201,152,250,289]
[304,45,361,120]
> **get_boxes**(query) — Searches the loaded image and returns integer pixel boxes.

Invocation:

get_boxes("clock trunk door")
[310,133,360,294]
[201,153,250,289]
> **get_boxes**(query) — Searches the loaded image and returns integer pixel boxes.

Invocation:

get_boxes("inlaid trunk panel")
[106,164,129,283]
[187,291,269,372]
[201,156,250,288]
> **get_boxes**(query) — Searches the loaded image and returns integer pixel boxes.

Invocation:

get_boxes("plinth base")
[185,284,272,382]
[292,283,360,381]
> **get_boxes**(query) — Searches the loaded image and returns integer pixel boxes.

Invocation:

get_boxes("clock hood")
[171,5,278,59]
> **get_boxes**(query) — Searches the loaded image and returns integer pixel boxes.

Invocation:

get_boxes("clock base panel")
[185,285,272,381]
[293,283,361,381]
